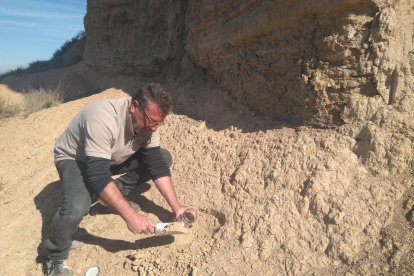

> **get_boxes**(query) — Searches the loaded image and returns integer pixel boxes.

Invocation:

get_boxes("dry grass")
[0,97,20,120]
[0,87,62,121]
[23,87,62,115]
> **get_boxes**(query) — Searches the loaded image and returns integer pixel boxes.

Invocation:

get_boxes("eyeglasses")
[141,106,164,127]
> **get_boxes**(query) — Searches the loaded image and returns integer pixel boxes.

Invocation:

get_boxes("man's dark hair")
[132,83,173,115]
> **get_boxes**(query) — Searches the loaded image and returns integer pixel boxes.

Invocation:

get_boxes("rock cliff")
[84,0,186,77]
[84,0,414,126]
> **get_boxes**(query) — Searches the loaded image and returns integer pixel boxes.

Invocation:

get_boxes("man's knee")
[160,148,173,168]
[62,194,91,219]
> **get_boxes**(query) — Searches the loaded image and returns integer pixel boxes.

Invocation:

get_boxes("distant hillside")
[0,31,86,81]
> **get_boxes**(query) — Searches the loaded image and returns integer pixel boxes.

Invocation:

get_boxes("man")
[44,83,187,276]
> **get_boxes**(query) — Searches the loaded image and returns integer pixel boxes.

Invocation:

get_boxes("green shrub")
[52,30,86,60]
[0,67,25,81]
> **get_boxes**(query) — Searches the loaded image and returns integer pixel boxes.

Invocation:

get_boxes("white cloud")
[0,7,82,20]
[0,18,41,28]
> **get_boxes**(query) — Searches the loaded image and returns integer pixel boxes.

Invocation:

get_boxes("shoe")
[45,258,73,276]
[131,182,151,195]
[114,179,151,196]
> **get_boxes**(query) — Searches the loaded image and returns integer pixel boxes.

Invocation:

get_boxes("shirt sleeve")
[83,118,115,159]
[140,146,171,180]
[83,156,113,195]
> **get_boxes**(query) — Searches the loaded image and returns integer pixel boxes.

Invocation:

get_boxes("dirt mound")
[0,80,413,275]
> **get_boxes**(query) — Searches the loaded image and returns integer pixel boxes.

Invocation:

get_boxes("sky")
[0,0,86,74]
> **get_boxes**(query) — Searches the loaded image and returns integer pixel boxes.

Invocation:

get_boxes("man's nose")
[149,125,158,132]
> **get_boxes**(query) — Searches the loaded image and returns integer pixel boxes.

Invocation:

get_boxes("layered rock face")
[84,0,413,126]
[84,0,186,77]
[187,0,414,125]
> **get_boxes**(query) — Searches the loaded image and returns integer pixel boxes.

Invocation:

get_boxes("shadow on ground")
[34,181,62,263]
[75,192,177,252]
[74,227,175,253]
[34,180,178,258]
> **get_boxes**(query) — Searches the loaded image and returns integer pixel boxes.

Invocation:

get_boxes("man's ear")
[131,100,139,112]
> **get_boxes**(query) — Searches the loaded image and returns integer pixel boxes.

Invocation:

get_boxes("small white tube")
[154,223,171,233]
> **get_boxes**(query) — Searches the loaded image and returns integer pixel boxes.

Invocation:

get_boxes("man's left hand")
[173,204,188,222]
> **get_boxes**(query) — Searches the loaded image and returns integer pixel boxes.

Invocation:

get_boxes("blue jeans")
[44,149,172,260]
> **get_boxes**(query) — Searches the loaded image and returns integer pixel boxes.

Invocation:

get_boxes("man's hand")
[99,181,155,234]
[153,176,187,220]
[173,204,187,222]
[126,212,155,234]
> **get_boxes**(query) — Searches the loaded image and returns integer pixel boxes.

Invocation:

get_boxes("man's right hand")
[126,212,155,234]
[99,181,155,234]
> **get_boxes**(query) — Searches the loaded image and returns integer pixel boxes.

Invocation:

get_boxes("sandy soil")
[0,77,413,275]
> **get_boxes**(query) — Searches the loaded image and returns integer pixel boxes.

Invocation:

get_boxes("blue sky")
[0,0,86,74]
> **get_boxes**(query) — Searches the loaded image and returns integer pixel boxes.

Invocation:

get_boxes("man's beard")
[134,127,151,136]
